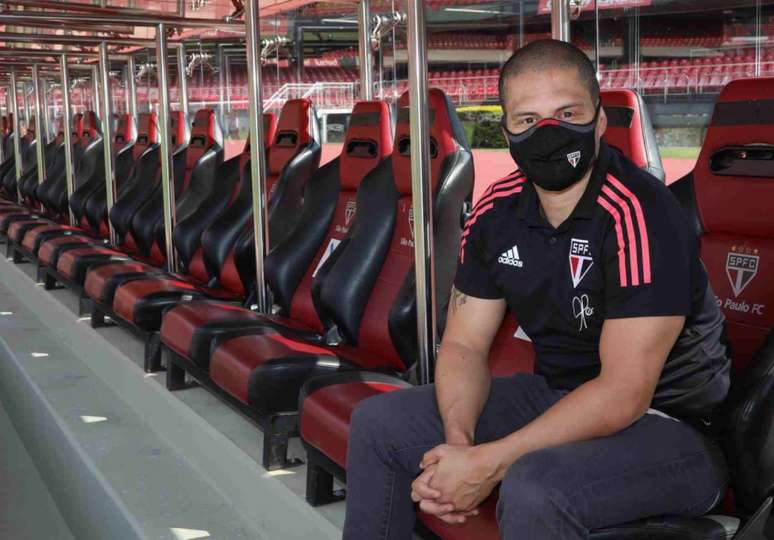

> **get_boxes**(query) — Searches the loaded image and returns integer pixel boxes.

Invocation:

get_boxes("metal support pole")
[217,45,226,128]
[126,55,137,117]
[156,23,177,272]
[245,0,270,313]
[225,55,233,113]
[358,0,374,100]
[406,0,435,385]
[60,54,76,226]
[595,0,601,76]
[551,0,571,42]
[41,78,50,142]
[23,82,31,133]
[32,64,46,186]
[755,0,762,77]
[99,42,118,245]
[9,72,23,203]
[175,44,188,115]
[91,65,101,117]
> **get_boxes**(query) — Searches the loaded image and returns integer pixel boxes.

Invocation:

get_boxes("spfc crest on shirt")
[569,238,594,288]
[726,246,759,297]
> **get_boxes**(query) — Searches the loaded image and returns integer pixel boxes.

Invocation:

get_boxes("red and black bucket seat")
[161,89,472,470]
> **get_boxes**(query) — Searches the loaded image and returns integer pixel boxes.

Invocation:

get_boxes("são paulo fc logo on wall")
[726,246,759,297]
[569,238,594,288]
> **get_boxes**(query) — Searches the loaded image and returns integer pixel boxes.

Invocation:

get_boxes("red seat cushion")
[84,261,158,303]
[211,333,335,405]
[8,218,50,243]
[300,375,410,468]
[22,224,80,252]
[112,277,200,323]
[57,246,122,279]
[38,234,93,265]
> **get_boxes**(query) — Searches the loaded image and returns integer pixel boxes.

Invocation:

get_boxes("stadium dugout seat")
[79,112,278,314]
[38,109,217,293]
[81,109,305,369]
[6,114,139,261]
[160,89,472,470]
[0,123,36,214]
[33,117,69,218]
[601,89,665,182]
[300,78,774,540]
[159,101,393,380]
[0,112,101,244]
[17,112,169,268]
[7,115,145,262]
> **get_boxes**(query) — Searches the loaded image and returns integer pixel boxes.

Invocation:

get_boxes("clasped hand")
[410,443,501,525]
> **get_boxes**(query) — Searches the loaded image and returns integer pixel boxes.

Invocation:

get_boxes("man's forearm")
[486,377,646,479]
[435,341,491,446]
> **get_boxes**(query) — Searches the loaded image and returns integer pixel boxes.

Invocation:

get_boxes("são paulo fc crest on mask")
[726,246,759,297]
[569,238,594,288]
[567,151,582,168]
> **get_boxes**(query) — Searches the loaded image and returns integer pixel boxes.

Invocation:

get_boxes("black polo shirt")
[455,141,730,418]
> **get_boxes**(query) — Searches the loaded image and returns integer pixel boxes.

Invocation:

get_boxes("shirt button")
[549,236,558,246]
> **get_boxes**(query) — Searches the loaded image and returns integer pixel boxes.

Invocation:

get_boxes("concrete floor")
[0,400,74,540]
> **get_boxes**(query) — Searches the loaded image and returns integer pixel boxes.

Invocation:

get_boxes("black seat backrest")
[83,113,140,236]
[110,112,161,251]
[35,117,67,214]
[68,111,105,228]
[178,140,251,282]
[675,78,774,518]
[317,88,474,371]
[45,113,85,215]
[265,98,321,245]
[263,100,394,331]
[129,111,190,260]
[151,108,224,261]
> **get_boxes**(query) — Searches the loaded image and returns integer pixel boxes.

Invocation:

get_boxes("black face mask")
[502,104,600,192]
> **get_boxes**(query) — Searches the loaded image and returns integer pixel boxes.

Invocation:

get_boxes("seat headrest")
[113,113,136,146]
[83,111,101,139]
[694,77,774,238]
[263,112,277,150]
[26,117,36,138]
[601,89,664,181]
[55,116,65,136]
[1,117,7,132]
[392,88,469,195]
[169,111,189,149]
[339,100,393,190]
[189,108,221,150]
[268,98,315,174]
[72,113,84,139]
[136,112,159,146]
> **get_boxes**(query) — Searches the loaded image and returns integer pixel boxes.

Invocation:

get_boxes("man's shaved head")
[499,39,600,107]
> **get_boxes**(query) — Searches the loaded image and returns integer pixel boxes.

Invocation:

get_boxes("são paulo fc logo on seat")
[567,151,582,168]
[726,246,759,297]
[569,238,594,288]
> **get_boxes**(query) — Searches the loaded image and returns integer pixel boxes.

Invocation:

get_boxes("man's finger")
[420,446,445,469]
[411,479,441,501]
[419,498,455,516]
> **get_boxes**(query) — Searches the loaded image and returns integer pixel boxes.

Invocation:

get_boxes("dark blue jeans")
[342,374,728,539]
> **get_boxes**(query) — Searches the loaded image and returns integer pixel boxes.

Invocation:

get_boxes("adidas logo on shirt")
[498,245,523,268]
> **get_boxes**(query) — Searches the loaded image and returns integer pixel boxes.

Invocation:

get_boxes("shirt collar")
[516,139,611,226]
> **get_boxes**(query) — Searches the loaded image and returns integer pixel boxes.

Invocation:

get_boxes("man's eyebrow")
[509,102,587,118]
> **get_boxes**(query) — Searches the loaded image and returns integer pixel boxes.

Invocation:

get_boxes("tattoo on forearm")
[450,287,468,315]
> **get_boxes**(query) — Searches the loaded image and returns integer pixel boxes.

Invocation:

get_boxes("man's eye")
[523,117,535,125]
[561,111,575,119]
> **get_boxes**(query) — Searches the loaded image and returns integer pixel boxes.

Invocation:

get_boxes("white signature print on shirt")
[572,294,594,332]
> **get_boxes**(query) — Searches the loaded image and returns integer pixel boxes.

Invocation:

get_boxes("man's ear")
[596,106,608,139]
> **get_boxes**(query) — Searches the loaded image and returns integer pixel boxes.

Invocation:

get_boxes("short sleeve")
[453,223,503,300]
[602,188,692,319]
